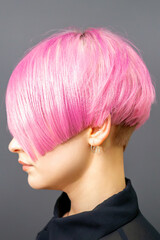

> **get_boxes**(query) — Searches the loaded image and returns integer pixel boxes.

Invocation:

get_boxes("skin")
[8,113,126,218]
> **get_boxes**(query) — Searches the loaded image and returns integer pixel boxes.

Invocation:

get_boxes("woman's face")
[8,128,91,191]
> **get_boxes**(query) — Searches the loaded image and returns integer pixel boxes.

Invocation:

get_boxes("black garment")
[36,177,160,240]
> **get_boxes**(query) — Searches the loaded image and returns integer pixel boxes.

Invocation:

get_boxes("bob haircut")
[5,27,156,162]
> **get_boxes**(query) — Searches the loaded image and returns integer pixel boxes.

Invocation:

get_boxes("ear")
[88,114,111,147]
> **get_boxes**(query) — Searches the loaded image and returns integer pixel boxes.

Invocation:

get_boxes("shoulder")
[100,210,160,240]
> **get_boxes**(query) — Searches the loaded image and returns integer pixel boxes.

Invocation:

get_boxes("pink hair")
[5,27,156,161]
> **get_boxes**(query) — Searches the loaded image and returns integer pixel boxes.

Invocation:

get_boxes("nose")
[8,138,23,153]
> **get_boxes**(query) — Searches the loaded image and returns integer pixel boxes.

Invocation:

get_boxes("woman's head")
[6,27,156,163]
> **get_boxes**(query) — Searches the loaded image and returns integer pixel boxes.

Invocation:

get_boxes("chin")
[27,176,48,190]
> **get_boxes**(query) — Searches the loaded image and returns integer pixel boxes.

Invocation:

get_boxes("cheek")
[27,152,90,190]
[26,137,91,190]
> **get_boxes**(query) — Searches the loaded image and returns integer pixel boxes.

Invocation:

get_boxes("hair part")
[5,27,156,161]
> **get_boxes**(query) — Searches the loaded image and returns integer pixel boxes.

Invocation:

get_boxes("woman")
[6,27,160,239]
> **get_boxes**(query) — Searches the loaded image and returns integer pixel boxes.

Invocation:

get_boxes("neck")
[62,146,126,217]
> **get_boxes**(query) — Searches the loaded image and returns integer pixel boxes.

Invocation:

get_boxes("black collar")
[36,177,140,240]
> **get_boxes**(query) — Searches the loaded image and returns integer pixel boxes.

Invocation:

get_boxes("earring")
[90,140,102,153]
[90,144,97,153]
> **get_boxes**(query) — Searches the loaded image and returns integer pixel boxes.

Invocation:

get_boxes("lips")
[18,159,33,166]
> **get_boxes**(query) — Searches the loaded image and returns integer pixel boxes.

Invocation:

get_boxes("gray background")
[0,0,160,239]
